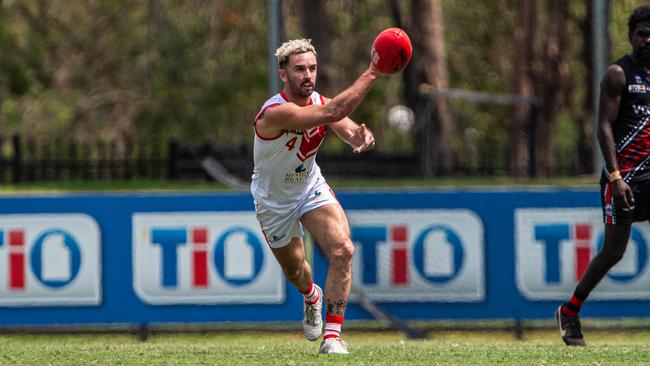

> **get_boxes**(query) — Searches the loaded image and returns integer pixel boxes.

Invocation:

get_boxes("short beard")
[290,82,313,98]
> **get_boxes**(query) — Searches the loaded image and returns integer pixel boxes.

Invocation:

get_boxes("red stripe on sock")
[562,305,579,317]
[323,332,340,340]
[305,292,319,305]
[570,294,584,307]
[300,282,314,295]
[325,314,344,325]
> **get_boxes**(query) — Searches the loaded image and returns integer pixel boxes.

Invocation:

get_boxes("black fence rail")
[0,136,422,184]
[0,135,170,183]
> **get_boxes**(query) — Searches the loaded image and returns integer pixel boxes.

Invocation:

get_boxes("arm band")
[609,170,622,182]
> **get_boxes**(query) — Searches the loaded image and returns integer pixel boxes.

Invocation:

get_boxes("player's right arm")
[257,65,381,137]
[597,64,634,210]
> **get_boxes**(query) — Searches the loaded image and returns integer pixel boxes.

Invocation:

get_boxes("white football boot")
[319,337,349,355]
[303,284,323,341]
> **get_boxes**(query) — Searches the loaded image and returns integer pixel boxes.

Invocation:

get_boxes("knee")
[608,249,626,265]
[283,262,305,282]
[597,247,626,267]
[329,239,355,264]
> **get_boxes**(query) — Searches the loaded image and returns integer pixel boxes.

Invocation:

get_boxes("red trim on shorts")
[254,205,273,248]
[328,186,341,206]
[604,182,614,224]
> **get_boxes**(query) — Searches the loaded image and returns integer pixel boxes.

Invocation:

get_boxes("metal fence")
[0,136,421,184]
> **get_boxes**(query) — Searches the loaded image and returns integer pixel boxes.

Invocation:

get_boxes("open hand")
[351,123,375,153]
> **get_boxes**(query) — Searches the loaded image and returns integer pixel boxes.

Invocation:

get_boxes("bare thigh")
[301,203,351,254]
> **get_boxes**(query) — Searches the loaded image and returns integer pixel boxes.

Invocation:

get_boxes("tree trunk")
[409,0,454,176]
[510,0,536,177]
[534,0,571,176]
[299,0,335,96]
[574,0,595,175]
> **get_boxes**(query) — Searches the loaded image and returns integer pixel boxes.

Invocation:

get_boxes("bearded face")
[631,22,650,63]
[281,52,317,98]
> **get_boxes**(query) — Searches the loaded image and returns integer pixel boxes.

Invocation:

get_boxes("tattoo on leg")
[326,299,348,316]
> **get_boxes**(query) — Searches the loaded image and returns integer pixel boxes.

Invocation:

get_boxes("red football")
[371,28,412,74]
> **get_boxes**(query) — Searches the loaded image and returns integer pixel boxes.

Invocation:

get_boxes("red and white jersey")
[251,91,328,204]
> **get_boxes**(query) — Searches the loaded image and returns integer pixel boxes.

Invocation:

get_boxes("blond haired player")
[252,38,381,355]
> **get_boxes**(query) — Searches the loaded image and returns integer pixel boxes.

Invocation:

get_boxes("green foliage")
[0,1,645,172]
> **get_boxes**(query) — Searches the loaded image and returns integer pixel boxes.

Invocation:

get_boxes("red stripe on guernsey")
[297,126,327,161]
[616,119,650,178]
[320,95,326,105]
[604,183,614,224]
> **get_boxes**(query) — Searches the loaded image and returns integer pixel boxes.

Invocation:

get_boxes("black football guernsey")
[610,54,650,182]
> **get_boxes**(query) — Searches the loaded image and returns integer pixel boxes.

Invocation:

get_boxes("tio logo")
[0,229,81,290]
[0,214,101,306]
[150,226,264,288]
[516,208,650,300]
[344,210,484,303]
[352,224,465,287]
[133,213,284,305]
[534,223,597,284]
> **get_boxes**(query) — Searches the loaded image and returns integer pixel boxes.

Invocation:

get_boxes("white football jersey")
[251,91,328,204]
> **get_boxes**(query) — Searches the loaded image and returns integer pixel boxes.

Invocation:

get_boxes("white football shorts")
[254,180,339,248]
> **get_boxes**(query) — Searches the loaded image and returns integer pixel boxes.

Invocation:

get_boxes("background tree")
[0,0,646,178]
[391,0,454,176]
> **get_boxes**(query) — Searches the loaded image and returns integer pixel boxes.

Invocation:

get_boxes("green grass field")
[2,329,650,366]
[0,175,598,194]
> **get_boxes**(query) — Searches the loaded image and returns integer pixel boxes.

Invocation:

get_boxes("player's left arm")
[329,117,375,154]
[322,96,375,154]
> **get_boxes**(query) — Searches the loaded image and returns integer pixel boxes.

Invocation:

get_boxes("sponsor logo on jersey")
[284,171,309,183]
[635,75,643,84]
[270,234,286,243]
[628,84,646,93]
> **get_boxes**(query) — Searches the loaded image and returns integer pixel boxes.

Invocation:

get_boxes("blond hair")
[275,38,317,67]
